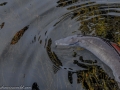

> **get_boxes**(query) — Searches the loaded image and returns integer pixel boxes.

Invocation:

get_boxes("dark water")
[0,0,120,90]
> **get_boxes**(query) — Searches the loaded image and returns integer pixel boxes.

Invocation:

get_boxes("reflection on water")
[0,22,4,29]
[56,0,79,7]
[46,38,62,73]
[0,0,120,90]
[0,2,7,6]
[11,25,29,45]
[55,0,120,44]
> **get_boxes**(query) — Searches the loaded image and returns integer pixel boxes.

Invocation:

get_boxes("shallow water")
[0,0,120,90]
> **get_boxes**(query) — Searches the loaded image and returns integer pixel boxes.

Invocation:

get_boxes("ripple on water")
[0,0,120,90]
